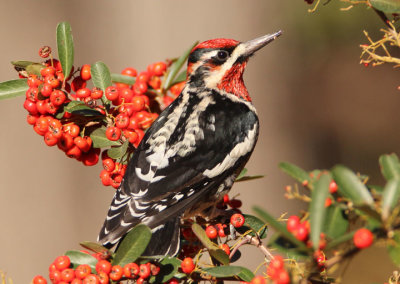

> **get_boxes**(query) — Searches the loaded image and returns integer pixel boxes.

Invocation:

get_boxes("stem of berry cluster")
[229,235,274,262]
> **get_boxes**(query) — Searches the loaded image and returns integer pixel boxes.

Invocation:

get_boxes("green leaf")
[309,173,331,250]
[279,162,310,184]
[11,60,40,69]
[331,165,374,206]
[0,79,28,100]
[379,153,400,181]
[26,64,44,76]
[90,127,121,148]
[235,175,264,182]
[236,214,268,239]
[253,206,308,251]
[269,235,309,258]
[56,22,74,79]
[203,266,255,282]
[163,41,198,91]
[64,101,91,112]
[80,241,111,255]
[172,70,187,85]
[324,206,349,239]
[111,73,136,85]
[388,232,400,266]
[382,179,400,220]
[65,250,97,272]
[370,0,400,13]
[112,224,152,267]
[236,168,248,180]
[91,62,112,92]
[107,140,129,159]
[150,257,180,283]
[191,223,229,265]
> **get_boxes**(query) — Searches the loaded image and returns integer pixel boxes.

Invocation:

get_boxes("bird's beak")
[240,31,282,57]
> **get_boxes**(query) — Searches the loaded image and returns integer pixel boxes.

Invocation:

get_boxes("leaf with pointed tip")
[382,179,400,220]
[191,223,229,265]
[324,206,348,239]
[91,62,112,93]
[388,232,400,266]
[171,70,187,85]
[90,127,121,148]
[163,41,198,91]
[111,73,136,85]
[331,165,373,206]
[370,0,400,13]
[236,214,268,239]
[235,175,264,182]
[80,241,111,255]
[65,251,97,272]
[203,266,254,282]
[379,153,400,181]
[25,64,44,76]
[0,79,28,100]
[112,224,152,267]
[107,140,129,159]
[279,162,310,184]
[11,60,40,69]
[56,22,74,79]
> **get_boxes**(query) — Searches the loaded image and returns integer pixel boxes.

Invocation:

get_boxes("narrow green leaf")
[111,73,136,85]
[163,41,198,91]
[91,62,112,92]
[90,127,121,148]
[171,70,187,85]
[236,168,248,180]
[26,64,44,76]
[112,224,152,267]
[56,22,74,79]
[64,101,94,113]
[388,232,400,266]
[382,179,400,220]
[11,60,40,68]
[107,140,129,159]
[65,251,97,272]
[236,214,268,239]
[0,79,28,100]
[191,223,229,265]
[236,175,264,182]
[370,0,400,13]
[150,257,180,283]
[310,173,331,250]
[80,241,111,255]
[279,162,310,184]
[253,206,308,250]
[331,165,374,206]
[203,266,254,282]
[379,153,400,181]
[324,206,349,239]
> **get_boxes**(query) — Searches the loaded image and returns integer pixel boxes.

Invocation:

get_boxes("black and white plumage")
[98,32,281,256]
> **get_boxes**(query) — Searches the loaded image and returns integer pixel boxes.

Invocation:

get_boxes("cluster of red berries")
[21,46,185,189]
[32,254,161,284]
[266,256,290,284]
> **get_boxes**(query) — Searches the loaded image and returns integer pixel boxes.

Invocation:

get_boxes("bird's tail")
[143,217,181,256]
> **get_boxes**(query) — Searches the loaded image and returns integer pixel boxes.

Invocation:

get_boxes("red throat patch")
[217,62,251,102]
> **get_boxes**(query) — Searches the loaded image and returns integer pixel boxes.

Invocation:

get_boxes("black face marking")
[188,46,236,65]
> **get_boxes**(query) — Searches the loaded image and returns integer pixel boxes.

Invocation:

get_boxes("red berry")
[216,223,227,238]
[133,81,148,95]
[100,170,112,186]
[205,225,218,239]
[169,81,185,96]
[95,260,112,274]
[230,213,245,228]
[83,274,100,284]
[276,270,290,284]
[33,275,47,284]
[61,268,75,282]
[286,216,300,233]
[82,149,99,166]
[251,276,266,284]
[119,88,133,103]
[97,272,109,284]
[41,83,53,97]
[41,66,56,77]
[50,90,66,106]
[294,223,309,242]
[229,199,242,209]
[269,255,284,271]
[27,114,38,125]
[105,86,119,101]
[58,133,74,151]
[71,76,87,92]
[91,87,103,100]
[110,265,123,281]
[150,263,160,276]
[76,88,91,98]
[106,126,121,141]
[325,197,332,207]
[49,270,62,283]
[75,264,91,279]
[153,62,167,76]
[169,279,179,284]
[137,71,150,83]
[115,113,130,129]
[26,87,39,102]
[121,67,137,77]
[329,180,338,193]
[219,243,230,255]
[54,255,71,271]
[181,257,195,274]
[24,99,38,114]
[149,76,161,89]
[44,131,59,146]
[80,64,91,81]
[353,228,374,249]
[123,262,139,278]
[66,145,82,159]
[63,124,80,138]
[131,96,145,111]
[139,263,151,279]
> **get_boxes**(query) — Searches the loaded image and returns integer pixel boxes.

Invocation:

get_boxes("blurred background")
[0,0,399,283]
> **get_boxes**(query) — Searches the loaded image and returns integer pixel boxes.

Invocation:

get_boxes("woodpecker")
[98,32,282,256]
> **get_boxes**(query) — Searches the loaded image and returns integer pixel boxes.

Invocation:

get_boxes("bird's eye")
[216,50,229,61]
